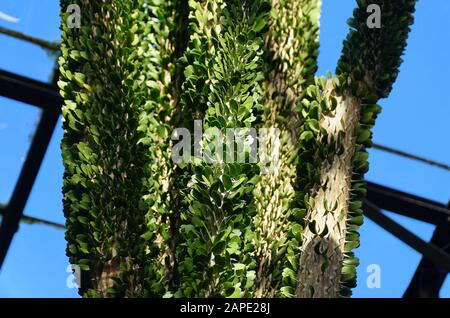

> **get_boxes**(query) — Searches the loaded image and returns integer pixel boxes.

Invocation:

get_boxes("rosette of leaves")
[174,0,270,297]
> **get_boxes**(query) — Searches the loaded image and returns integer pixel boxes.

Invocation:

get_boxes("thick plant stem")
[137,0,190,295]
[334,0,417,296]
[296,81,360,298]
[295,0,416,298]
[60,0,152,297]
[60,0,189,297]
[254,0,321,298]
[175,0,270,297]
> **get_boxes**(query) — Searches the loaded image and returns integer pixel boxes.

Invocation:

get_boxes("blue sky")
[0,0,449,297]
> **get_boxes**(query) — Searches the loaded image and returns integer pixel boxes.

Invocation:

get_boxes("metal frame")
[365,181,450,296]
[0,67,449,297]
[0,69,61,269]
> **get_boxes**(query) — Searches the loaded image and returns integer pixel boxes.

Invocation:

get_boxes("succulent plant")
[60,0,416,297]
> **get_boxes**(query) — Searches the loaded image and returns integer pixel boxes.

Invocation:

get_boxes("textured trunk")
[138,0,190,293]
[60,0,188,297]
[60,0,151,297]
[296,81,360,297]
[174,0,270,297]
[254,0,321,298]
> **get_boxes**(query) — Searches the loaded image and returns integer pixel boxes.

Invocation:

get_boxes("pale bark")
[296,80,360,298]
[254,0,321,297]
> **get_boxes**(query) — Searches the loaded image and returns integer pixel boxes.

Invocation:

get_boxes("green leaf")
[73,72,86,85]
[222,174,232,190]
[357,129,371,144]
[292,208,307,222]
[226,286,242,298]
[291,224,303,241]
[252,16,267,33]
[299,131,314,142]
[280,286,294,298]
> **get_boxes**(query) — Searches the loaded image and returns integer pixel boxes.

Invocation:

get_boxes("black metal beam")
[0,69,61,111]
[0,69,60,270]
[0,108,60,269]
[363,200,450,273]
[403,201,450,298]
[366,181,450,225]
